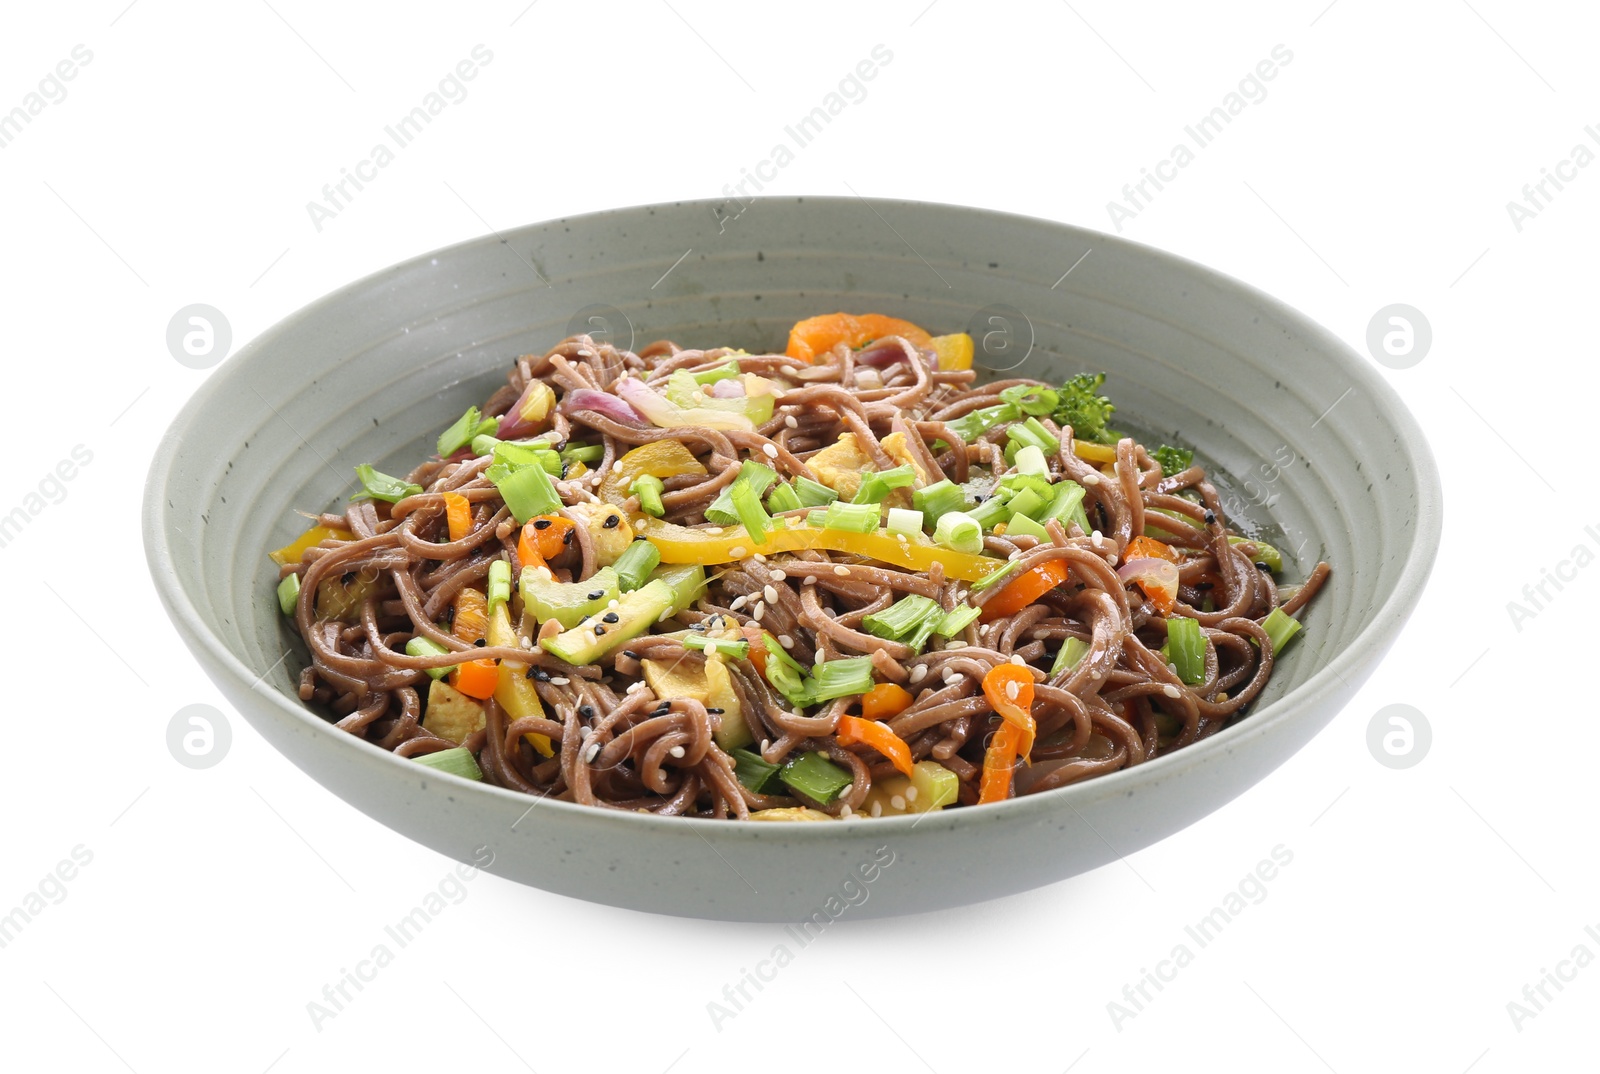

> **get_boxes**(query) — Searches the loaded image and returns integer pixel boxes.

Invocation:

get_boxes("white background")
[2,1,1594,1071]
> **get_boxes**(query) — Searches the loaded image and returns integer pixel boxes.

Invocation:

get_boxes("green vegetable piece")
[1165,616,1206,685]
[766,481,802,515]
[631,474,666,517]
[968,494,1012,531]
[793,476,839,508]
[934,604,981,639]
[731,747,784,794]
[1261,608,1301,653]
[731,477,772,541]
[413,747,483,781]
[1042,480,1089,533]
[684,633,750,659]
[438,406,499,457]
[945,402,1019,442]
[562,443,604,465]
[1013,444,1049,476]
[933,511,983,554]
[406,635,454,680]
[863,594,943,643]
[998,383,1060,416]
[692,360,742,386]
[353,464,422,504]
[807,500,881,534]
[486,559,512,614]
[1050,636,1091,677]
[541,578,675,665]
[613,540,662,593]
[276,573,301,615]
[912,479,967,527]
[1153,444,1195,477]
[1005,487,1048,522]
[649,563,707,615]
[779,751,854,804]
[810,656,877,702]
[1229,535,1284,573]
[470,433,503,457]
[1003,512,1050,543]
[970,558,1021,593]
[760,633,814,708]
[705,461,778,526]
[885,506,924,539]
[519,565,620,630]
[1052,373,1117,445]
[851,464,916,505]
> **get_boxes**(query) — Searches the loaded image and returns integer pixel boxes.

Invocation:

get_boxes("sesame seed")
[904,786,919,802]
[870,801,883,818]
[945,640,966,650]
[943,671,962,685]
[658,608,672,622]
[669,745,686,758]
[728,546,747,558]
[729,595,749,611]
[753,601,765,621]
[1010,654,1026,666]
[814,649,826,665]
[1167,662,1180,676]
[602,612,619,624]
[909,665,928,684]
[896,534,908,544]
[608,598,620,609]
[581,742,601,764]
[579,726,591,739]
[785,415,798,429]
[778,634,795,649]
[764,584,779,603]
[706,526,724,535]
[839,803,853,817]
[761,739,771,752]
[763,444,779,459]
[770,569,786,581]
[890,795,906,811]
[1091,530,1104,543]
[1082,472,1101,486]
[1163,684,1181,698]
[803,575,817,585]
[833,565,850,576]
[1005,680,1020,701]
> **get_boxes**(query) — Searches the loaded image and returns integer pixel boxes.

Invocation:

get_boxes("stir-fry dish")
[270,312,1330,820]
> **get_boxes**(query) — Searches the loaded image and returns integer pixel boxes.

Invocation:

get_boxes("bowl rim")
[142,194,1443,838]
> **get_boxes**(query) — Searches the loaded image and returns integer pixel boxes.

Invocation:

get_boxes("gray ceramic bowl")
[144,197,1440,920]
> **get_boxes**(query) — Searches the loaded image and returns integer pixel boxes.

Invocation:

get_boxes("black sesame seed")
[533,519,552,530]
[706,707,724,715]
[1203,510,1216,526]
[594,625,606,635]
[444,607,456,626]
[474,638,487,647]
[603,612,620,624]
[525,666,539,679]
[587,590,605,601]
[622,650,640,659]
[555,440,568,452]
[1255,561,1271,571]
[532,668,551,682]
[579,704,595,718]
[603,514,621,529]
[563,529,575,546]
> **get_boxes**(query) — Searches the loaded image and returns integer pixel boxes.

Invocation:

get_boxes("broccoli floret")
[1153,444,1194,477]
[1052,373,1117,445]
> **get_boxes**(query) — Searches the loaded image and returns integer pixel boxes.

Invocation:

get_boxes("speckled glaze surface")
[143,198,1441,921]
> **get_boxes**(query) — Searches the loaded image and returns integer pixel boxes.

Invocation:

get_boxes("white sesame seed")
[1167,662,1180,676]
[943,671,962,685]
[549,676,570,686]
[945,640,966,650]
[763,444,779,459]
[803,575,817,585]
[1082,472,1101,486]
[752,553,767,562]
[904,786,919,802]
[729,595,748,611]
[896,533,909,544]
[627,680,646,692]
[838,803,853,817]
[706,526,724,535]
[1010,654,1026,666]
[1106,554,1118,567]
[778,634,795,649]
[814,649,826,665]
[579,726,591,739]
[752,601,765,621]
[833,565,850,576]
[669,745,686,758]
[658,608,672,622]
[764,584,779,604]
[728,546,747,558]
[1005,680,1020,701]
[785,415,799,429]
[1091,530,1104,544]
[870,801,883,818]
[909,665,928,684]
[581,742,601,763]
[608,598,620,609]
[761,739,771,752]
[770,569,787,581]
[1163,684,1181,698]
[890,795,906,811]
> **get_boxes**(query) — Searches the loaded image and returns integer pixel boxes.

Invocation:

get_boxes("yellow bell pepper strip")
[982,663,1037,761]
[268,524,353,566]
[597,441,708,506]
[929,332,974,371]
[632,514,1007,583]
[443,492,473,543]
[486,602,553,758]
[835,714,915,778]
[1071,440,1118,464]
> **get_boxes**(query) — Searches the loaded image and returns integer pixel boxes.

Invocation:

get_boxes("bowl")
[143,197,1441,920]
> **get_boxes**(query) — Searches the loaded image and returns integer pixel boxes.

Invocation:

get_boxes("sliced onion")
[614,376,755,431]
[496,380,553,439]
[1116,557,1179,607]
[564,386,645,426]
[855,338,915,368]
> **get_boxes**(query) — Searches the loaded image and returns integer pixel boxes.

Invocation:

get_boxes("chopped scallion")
[692,360,742,386]
[705,461,778,526]
[631,474,666,517]
[1166,616,1206,685]
[912,479,968,527]
[934,603,981,638]
[438,406,499,457]
[486,457,562,524]
[276,573,301,615]
[1003,511,1050,543]
[613,539,661,592]
[1050,635,1090,677]
[353,464,423,504]
[970,558,1020,592]
[793,476,839,508]
[809,656,877,702]
[766,481,802,515]
[863,594,943,642]
[685,633,750,659]
[561,443,604,465]
[1261,608,1301,653]
[413,746,483,780]
[852,464,917,505]
[808,500,880,534]
[406,636,453,680]
[731,478,772,541]
[486,559,512,614]
[945,402,1019,442]
[1014,444,1049,477]
[779,751,853,803]
[731,747,784,794]
[933,511,983,554]
[885,506,924,540]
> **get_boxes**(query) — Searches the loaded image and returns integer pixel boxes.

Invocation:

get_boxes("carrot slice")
[443,492,472,543]
[451,658,499,700]
[861,682,914,721]
[980,559,1070,621]
[784,312,933,363]
[531,515,576,560]
[836,714,915,778]
[982,663,1037,761]
[978,720,1023,804]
